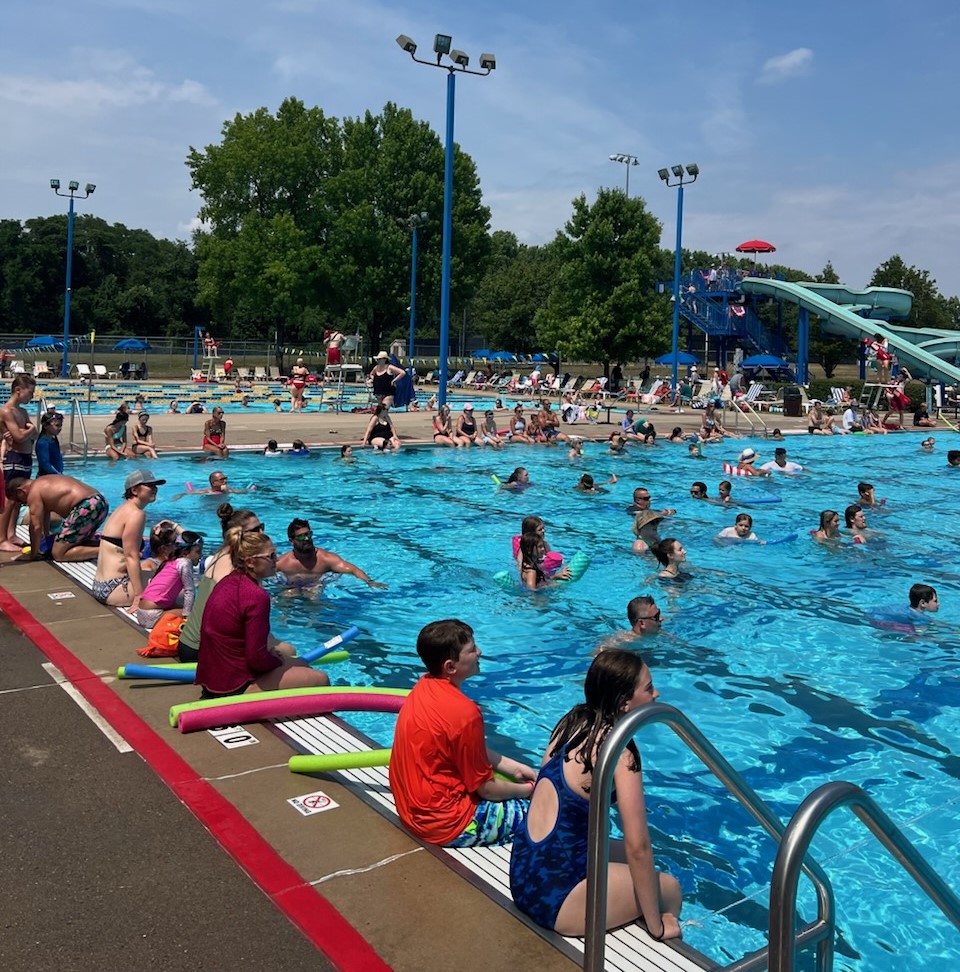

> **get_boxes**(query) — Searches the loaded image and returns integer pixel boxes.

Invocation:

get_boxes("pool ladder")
[583,702,960,972]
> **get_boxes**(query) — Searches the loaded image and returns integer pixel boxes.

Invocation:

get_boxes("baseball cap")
[124,469,166,491]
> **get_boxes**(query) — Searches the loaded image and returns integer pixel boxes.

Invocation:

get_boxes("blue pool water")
[67,435,960,969]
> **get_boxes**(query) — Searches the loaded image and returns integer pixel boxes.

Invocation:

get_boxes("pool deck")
[2,382,924,971]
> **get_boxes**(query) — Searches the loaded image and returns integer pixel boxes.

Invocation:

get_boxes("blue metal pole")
[62,194,75,377]
[670,184,684,395]
[408,225,418,360]
[438,69,456,407]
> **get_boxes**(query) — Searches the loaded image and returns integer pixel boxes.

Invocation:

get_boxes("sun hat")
[738,447,757,463]
[375,350,389,360]
[125,469,166,491]
[633,509,666,531]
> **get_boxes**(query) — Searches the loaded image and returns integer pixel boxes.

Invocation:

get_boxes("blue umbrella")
[26,336,65,349]
[113,338,153,352]
[740,354,786,368]
[489,350,518,362]
[655,350,699,366]
[471,348,494,359]
[529,352,559,363]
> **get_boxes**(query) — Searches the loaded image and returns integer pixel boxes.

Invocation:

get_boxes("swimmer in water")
[574,473,616,494]
[812,510,841,543]
[500,467,533,492]
[651,538,690,581]
[275,518,386,589]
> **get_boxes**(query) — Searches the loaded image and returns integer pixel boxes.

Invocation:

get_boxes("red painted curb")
[0,586,392,972]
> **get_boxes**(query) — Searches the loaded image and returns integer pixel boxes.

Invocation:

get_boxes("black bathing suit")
[460,416,477,437]
[370,420,393,442]
[372,370,394,398]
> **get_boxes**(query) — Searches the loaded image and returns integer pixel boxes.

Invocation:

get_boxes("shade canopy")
[113,338,153,352]
[735,239,776,254]
[740,353,787,368]
[26,335,65,349]
[655,350,699,366]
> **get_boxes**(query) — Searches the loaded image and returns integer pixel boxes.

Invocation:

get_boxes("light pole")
[396,32,496,406]
[657,163,699,396]
[401,212,428,360]
[608,153,639,197]
[50,179,96,377]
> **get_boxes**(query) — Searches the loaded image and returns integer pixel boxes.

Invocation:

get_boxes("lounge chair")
[11,359,26,375]
[269,367,283,381]
[72,363,92,380]
[253,366,267,381]
[93,364,108,379]
[33,360,53,378]
[416,370,435,386]
[236,366,250,381]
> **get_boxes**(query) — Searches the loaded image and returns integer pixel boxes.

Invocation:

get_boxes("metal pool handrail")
[768,780,960,972]
[583,702,835,972]
[65,398,89,457]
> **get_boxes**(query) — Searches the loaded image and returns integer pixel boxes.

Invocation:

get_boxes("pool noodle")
[118,649,350,680]
[289,750,392,773]
[765,533,798,545]
[169,685,410,727]
[178,691,406,734]
[301,625,360,663]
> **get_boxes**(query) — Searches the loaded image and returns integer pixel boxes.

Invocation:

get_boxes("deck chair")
[33,360,52,378]
[11,360,26,375]
[236,366,250,380]
[253,366,267,381]
[72,363,92,379]
[416,370,435,386]
[93,364,108,379]
[269,367,283,380]
[214,366,226,381]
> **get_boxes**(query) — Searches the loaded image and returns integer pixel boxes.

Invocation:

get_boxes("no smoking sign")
[288,789,340,816]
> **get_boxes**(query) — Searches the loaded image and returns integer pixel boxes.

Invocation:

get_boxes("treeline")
[3,95,958,368]
[0,215,207,337]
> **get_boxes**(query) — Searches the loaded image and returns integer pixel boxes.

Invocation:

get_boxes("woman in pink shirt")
[195,528,330,699]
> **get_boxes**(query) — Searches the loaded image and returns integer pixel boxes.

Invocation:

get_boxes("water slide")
[739,277,960,385]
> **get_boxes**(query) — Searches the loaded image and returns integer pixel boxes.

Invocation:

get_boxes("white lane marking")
[41,662,133,753]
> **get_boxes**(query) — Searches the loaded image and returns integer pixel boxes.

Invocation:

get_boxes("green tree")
[533,189,668,373]
[869,255,953,328]
[815,260,841,284]
[467,233,558,352]
[186,98,492,354]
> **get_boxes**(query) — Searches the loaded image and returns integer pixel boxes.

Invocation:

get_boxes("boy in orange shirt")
[390,619,536,846]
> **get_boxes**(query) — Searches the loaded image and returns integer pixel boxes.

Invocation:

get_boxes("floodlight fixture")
[479,53,496,70]
[68,180,80,191]
[657,168,669,182]
[85,183,96,195]
[50,178,60,190]
[685,162,699,177]
[433,33,452,56]
[450,49,469,67]
[670,165,684,178]
[396,34,417,54]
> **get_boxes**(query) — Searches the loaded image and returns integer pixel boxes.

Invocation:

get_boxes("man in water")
[626,487,676,517]
[5,473,108,562]
[596,595,663,650]
[275,518,386,589]
[760,447,803,474]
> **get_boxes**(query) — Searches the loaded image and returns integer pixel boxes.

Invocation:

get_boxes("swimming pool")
[67,434,960,969]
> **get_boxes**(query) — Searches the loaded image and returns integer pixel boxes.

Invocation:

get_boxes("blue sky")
[3,0,960,298]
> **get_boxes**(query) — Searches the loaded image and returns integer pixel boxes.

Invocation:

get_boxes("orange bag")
[135,611,186,657]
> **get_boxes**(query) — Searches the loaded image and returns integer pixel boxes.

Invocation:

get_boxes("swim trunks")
[92,574,129,604]
[445,797,527,848]
[58,493,108,546]
[3,449,33,478]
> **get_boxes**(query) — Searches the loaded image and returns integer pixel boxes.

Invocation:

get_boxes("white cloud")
[758,48,813,85]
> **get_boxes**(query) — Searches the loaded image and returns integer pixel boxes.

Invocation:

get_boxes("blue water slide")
[739,277,960,385]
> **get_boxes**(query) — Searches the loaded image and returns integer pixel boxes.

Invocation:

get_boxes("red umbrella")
[735,239,776,254]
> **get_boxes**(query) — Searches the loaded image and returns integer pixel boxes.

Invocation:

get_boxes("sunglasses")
[252,551,277,561]
[640,610,662,624]
[246,523,265,533]
[294,532,313,541]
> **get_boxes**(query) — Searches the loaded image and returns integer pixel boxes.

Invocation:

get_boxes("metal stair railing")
[769,781,960,972]
[584,702,835,972]
[65,398,89,457]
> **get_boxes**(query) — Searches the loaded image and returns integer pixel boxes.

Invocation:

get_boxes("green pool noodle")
[289,749,392,774]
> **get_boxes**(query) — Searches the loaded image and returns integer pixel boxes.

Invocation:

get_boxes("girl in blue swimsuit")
[509,650,682,940]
